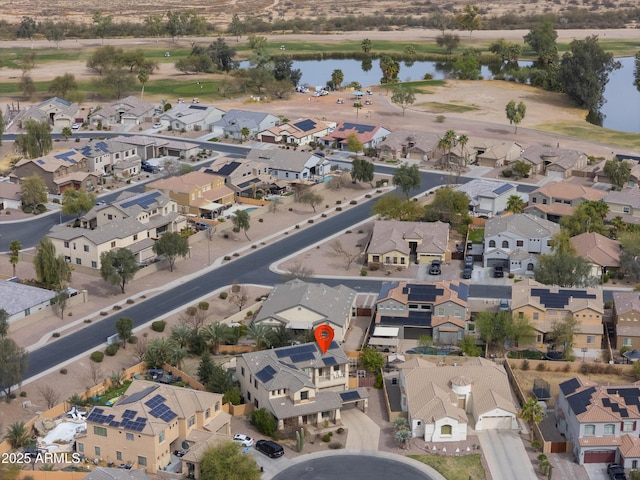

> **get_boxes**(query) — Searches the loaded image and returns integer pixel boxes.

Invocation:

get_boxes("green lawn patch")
[409,453,486,480]
[535,121,640,151]
[418,101,479,113]
[468,228,484,244]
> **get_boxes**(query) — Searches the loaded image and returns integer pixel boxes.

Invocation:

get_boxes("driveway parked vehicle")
[464,256,474,269]
[429,260,441,275]
[462,267,472,279]
[255,440,284,458]
[233,433,254,447]
[493,266,504,278]
[607,464,627,480]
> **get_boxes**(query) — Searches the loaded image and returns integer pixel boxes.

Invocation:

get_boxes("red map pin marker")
[314,324,334,354]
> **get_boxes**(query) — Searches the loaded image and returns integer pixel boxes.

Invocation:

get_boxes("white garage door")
[546,169,565,180]
[481,416,513,429]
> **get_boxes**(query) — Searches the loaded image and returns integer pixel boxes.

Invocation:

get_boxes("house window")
[138,456,147,467]
[93,426,107,437]
[532,197,537,204]
[372,255,380,263]
[188,415,195,427]
[584,424,595,436]
[111,241,116,248]
[392,257,397,265]
[72,243,77,250]
[547,240,552,246]
[623,421,635,432]
[159,431,165,443]
[107,214,113,220]
[624,338,632,346]
[92,261,97,268]
[116,451,122,460]
[624,206,631,214]
[126,433,134,441]
[254,380,258,388]
[441,424,452,436]
[133,234,138,241]
[84,245,89,252]
[587,336,595,344]
[527,263,534,271]
[516,240,524,247]
[64,241,69,248]
[215,402,220,411]
[77,443,84,453]
[437,307,444,316]
[205,408,210,418]
[301,391,309,401]
[604,424,615,435]
[502,240,509,248]
[489,240,496,248]
[542,199,547,205]
[76,258,82,265]
[247,391,251,401]
[533,313,539,320]
[385,256,391,264]
[241,367,245,376]
[401,257,405,265]
[95,446,101,456]
[254,399,259,408]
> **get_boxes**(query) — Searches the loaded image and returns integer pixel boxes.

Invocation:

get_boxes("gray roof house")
[252,279,357,342]
[77,139,141,176]
[0,280,55,324]
[0,182,22,210]
[376,129,440,162]
[236,342,369,430]
[483,213,560,274]
[246,148,331,182]
[90,96,157,127]
[211,109,279,140]
[18,97,79,128]
[455,179,517,216]
[112,135,201,161]
[518,146,588,179]
[161,103,225,132]
[605,186,640,226]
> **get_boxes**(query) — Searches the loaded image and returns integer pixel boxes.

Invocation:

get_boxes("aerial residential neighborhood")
[0,6,639,480]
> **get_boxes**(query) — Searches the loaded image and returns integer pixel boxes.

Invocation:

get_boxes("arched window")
[502,240,509,248]
[489,240,496,248]
[527,263,534,271]
[441,424,452,435]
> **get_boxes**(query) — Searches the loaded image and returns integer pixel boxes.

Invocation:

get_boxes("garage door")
[481,416,513,429]
[486,258,509,269]
[546,169,565,180]
[584,450,616,464]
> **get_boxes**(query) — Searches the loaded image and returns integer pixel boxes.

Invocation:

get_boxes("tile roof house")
[90,96,157,127]
[257,117,335,146]
[483,213,560,274]
[612,291,640,350]
[202,157,280,199]
[161,103,225,132]
[112,135,202,162]
[252,279,357,342]
[455,179,517,216]
[397,357,518,442]
[366,220,450,268]
[374,281,470,345]
[10,150,101,194]
[556,376,640,465]
[0,182,22,210]
[246,148,331,182]
[211,109,279,140]
[79,380,230,476]
[77,139,141,176]
[18,97,79,128]
[237,342,369,430]
[0,280,55,324]
[525,182,607,223]
[376,129,440,162]
[570,232,621,278]
[517,146,588,179]
[318,122,391,150]
[511,278,604,355]
[147,171,235,216]
[605,187,640,226]
[475,141,523,168]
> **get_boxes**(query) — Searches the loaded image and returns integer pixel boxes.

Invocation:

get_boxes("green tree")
[92,12,113,44]
[33,238,71,289]
[62,188,96,218]
[506,195,524,214]
[475,311,511,357]
[200,440,260,480]
[137,68,150,99]
[353,101,363,120]
[207,362,236,394]
[635,52,640,93]
[560,200,609,236]
[228,14,244,42]
[436,34,460,54]
[9,241,21,278]
[86,45,123,75]
[19,74,35,99]
[143,14,164,40]
[42,20,65,49]
[247,323,271,349]
[359,346,385,373]
[20,175,48,209]
[16,16,37,46]
[423,187,470,224]
[93,69,136,100]
[603,159,631,190]
[198,352,215,385]
[0,310,9,338]
[53,286,68,319]
[0,338,29,399]
[452,50,481,80]
[144,337,176,368]
[15,119,52,159]
[379,55,400,84]
[100,248,139,294]
[171,324,193,349]
[619,231,640,280]
[520,397,545,442]
[456,4,482,36]
[372,195,422,221]
[505,100,527,133]
[267,324,294,348]
[208,38,237,72]
[0,110,4,146]
[201,322,230,355]
[361,38,373,54]
[61,126,72,141]
[351,158,375,186]
[391,85,416,116]
[300,191,324,213]
[240,126,250,143]
[524,18,558,66]
[559,35,621,112]
[48,73,78,99]
[459,335,482,356]
[152,231,189,272]
[232,210,251,241]
[346,132,364,156]
[3,422,31,448]
[115,317,133,348]
[437,129,457,166]
[392,163,421,199]
[331,69,344,90]
[512,160,532,178]
[273,56,302,87]
[489,39,521,63]
[547,315,580,357]
[534,252,594,288]
[430,11,454,34]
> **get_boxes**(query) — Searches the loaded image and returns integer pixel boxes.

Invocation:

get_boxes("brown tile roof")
[511,278,603,315]
[620,434,640,458]
[530,182,607,202]
[525,203,575,217]
[368,220,449,257]
[579,436,623,447]
[570,232,621,268]
[147,171,222,193]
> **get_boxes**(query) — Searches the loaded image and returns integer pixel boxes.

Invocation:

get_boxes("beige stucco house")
[613,291,640,351]
[525,182,607,223]
[570,232,621,279]
[376,129,440,162]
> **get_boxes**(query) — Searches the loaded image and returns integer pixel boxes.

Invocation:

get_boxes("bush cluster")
[151,320,166,332]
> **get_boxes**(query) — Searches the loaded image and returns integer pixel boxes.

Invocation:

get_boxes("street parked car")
[255,440,284,458]
[429,260,441,275]
[233,433,254,447]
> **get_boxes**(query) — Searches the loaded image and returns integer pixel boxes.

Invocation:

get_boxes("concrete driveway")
[478,430,537,480]
[340,405,381,451]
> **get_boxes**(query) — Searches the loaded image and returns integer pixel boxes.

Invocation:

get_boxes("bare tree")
[132,335,148,363]
[179,301,210,333]
[37,384,60,409]
[329,171,350,190]
[331,240,361,270]
[85,362,103,388]
[230,285,249,312]
[269,197,282,213]
[281,262,314,281]
[293,185,309,203]
[53,286,68,319]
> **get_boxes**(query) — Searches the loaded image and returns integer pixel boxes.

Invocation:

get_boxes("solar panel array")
[566,386,596,415]
[256,365,277,383]
[450,282,469,301]
[380,310,432,327]
[120,191,162,210]
[189,105,207,111]
[274,343,321,364]
[215,162,241,176]
[237,178,261,189]
[340,123,374,134]
[145,394,178,423]
[493,183,513,196]
[323,357,337,366]
[53,151,78,164]
[530,288,597,309]
[606,388,640,410]
[559,378,581,396]
[119,385,159,405]
[403,284,444,303]
[293,119,316,132]
[340,391,361,402]
[79,141,109,157]
[602,397,629,418]
[87,407,147,433]
[378,282,398,300]
[37,159,45,165]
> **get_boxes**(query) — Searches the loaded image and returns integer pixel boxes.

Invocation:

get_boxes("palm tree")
[506,194,525,214]
[138,69,149,99]
[240,127,250,143]
[247,322,271,349]
[201,321,230,355]
[457,134,469,167]
[361,38,372,54]
[9,240,21,277]
[170,324,192,349]
[437,129,456,167]
[4,422,30,449]
[520,397,545,442]
[611,215,626,236]
[166,341,187,370]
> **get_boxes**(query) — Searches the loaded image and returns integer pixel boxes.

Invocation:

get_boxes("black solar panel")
[120,191,162,210]
[189,105,207,110]
[290,352,315,363]
[299,344,317,354]
[122,410,137,420]
[531,288,597,309]
[378,282,398,299]
[293,119,316,132]
[379,310,432,327]
[340,123,375,134]
[560,378,586,397]
[145,394,166,409]
[323,357,337,366]
[118,385,159,405]
[149,403,170,418]
[214,162,241,176]
[567,387,596,415]
[328,341,340,350]
[606,388,640,409]
[340,391,361,402]
[160,411,177,422]
[256,365,277,383]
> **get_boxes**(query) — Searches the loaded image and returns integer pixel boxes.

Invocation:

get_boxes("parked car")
[233,433,254,447]
[153,122,162,128]
[493,266,504,278]
[429,260,441,275]
[462,267,472,279]
[192,222,210,231]
[141,162,158,173]
[464,256,474,269]
[455,244,464,253]
[607,464,627,480]
[499,299,510,311]
[71,123,80,130]
[173,449,187,457]
[255,440,284,458]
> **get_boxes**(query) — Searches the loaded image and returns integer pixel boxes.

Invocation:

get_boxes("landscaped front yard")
[410,453,486,480]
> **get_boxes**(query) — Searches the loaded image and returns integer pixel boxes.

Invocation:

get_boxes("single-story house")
[455,179,516,216]
[211,109,279,140]
[257,118,335,145]
[0,280,55,323]
[376,129,440,162]
[90,96,157,127]
[161,103,225,132]
[0,182,22,210]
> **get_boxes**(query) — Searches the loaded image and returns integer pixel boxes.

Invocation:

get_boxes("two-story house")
[211,109,279,140]
[257,118,335,146]
[251,280,357,342]
[483,213,560,274]
[612,291,640,351]
[202,157,287,199]
[556,377,640,466]
[78,139,141,176]
[318,122,391,150]
[376,129,440,162]
[366,220,450,268]
[374,281,469,345]
[605,187,640,226]
[10,150,101,194]
[455,179,517,217]
[79,380,230,476]
[511,279,604,355]
[147,171,235,216]
[89,96,156,127]
[236,342,369,430]
[246,148,331,183]
[525,182,606,223]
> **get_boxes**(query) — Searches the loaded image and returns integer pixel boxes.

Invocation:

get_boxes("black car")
[429,260,441,275]
[174,449,188,457]
[464,256,474,269]
[255,439,284,458]
[462,267,472,279]
[493,266,504,278]
[607,464,627,480]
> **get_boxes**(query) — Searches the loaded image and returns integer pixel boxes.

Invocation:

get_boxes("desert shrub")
[579,363,589,375]
[151,320,166,332]
[90,351,104,363]
[375,372,383,389]
[328,442,343,449]
[350,200,357,205]
[20,391,27,397]
[105,344,119,356]
[251,408,277,437]
[435,115,446,123]
[259,218,263,222]
[126,299,135,304]
[603,273,610,283]
[224,256,231,261]
[522,359,530,371]
[22,205,32,213]
[60,368,68,375]
[219,291,228,300]
[336,207,342,211]
[337,427,345,434]
[336,200,342,205]
[562,363,571,373]
[308,219,314,223]
[360,268,368,276]
[536,362,546,372]
[128,336,138,344]
[502,169,513,177]
[113,305,122,311]
[322,433,333,442]
[52,332,60,338]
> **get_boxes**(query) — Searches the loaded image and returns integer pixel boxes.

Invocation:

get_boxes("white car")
[233,434,254,447]
[71,123,80,130]
[153,123,162,128]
